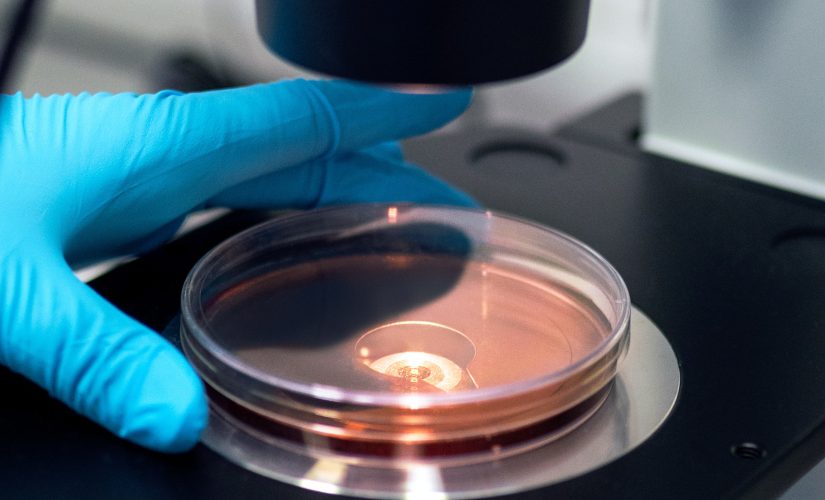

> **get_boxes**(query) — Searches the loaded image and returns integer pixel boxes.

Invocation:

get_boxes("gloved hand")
[0,79,474,452]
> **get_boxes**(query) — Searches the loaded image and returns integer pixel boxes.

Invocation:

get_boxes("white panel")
[643,0,825,200]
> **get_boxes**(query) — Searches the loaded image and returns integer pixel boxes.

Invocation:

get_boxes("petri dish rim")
[180,204,630,408]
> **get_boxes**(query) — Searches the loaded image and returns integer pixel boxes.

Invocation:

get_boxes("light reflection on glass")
[368,351,464,392]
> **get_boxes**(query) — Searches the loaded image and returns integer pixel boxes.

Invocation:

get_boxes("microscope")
[252,1,825,498]
[4,1,825,499]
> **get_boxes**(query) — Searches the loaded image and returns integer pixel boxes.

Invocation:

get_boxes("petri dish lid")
[180,205,630,445]
[182,205,630,408]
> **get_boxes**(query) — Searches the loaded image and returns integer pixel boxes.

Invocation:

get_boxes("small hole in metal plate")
[731,442,766,460]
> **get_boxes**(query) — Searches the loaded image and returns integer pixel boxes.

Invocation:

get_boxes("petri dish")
[180,204,630,472]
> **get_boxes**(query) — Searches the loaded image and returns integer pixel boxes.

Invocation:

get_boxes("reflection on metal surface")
[201,307,680,499]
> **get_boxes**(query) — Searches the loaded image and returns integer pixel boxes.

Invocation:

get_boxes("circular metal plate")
[200,307,680,498]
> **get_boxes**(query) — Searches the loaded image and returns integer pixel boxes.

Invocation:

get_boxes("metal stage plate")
[198,307,679,499]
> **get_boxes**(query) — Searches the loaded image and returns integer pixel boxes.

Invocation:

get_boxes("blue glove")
[0,79,474,452]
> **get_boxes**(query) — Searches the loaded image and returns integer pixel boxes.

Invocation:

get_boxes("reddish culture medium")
[181,205,630,465]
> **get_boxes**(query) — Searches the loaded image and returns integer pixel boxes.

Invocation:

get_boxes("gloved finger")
[362,141,405,163]
[67,141,408,262]
[207,145,478,210]
[51,82,470,255]
[84,80,472,206]
[66,215,187,268]
[0,245,206,452]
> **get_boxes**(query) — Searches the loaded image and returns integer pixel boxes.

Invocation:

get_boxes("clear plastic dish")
[180,205,630,467]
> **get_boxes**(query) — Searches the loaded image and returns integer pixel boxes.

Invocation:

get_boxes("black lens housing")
[256,0,591,85]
